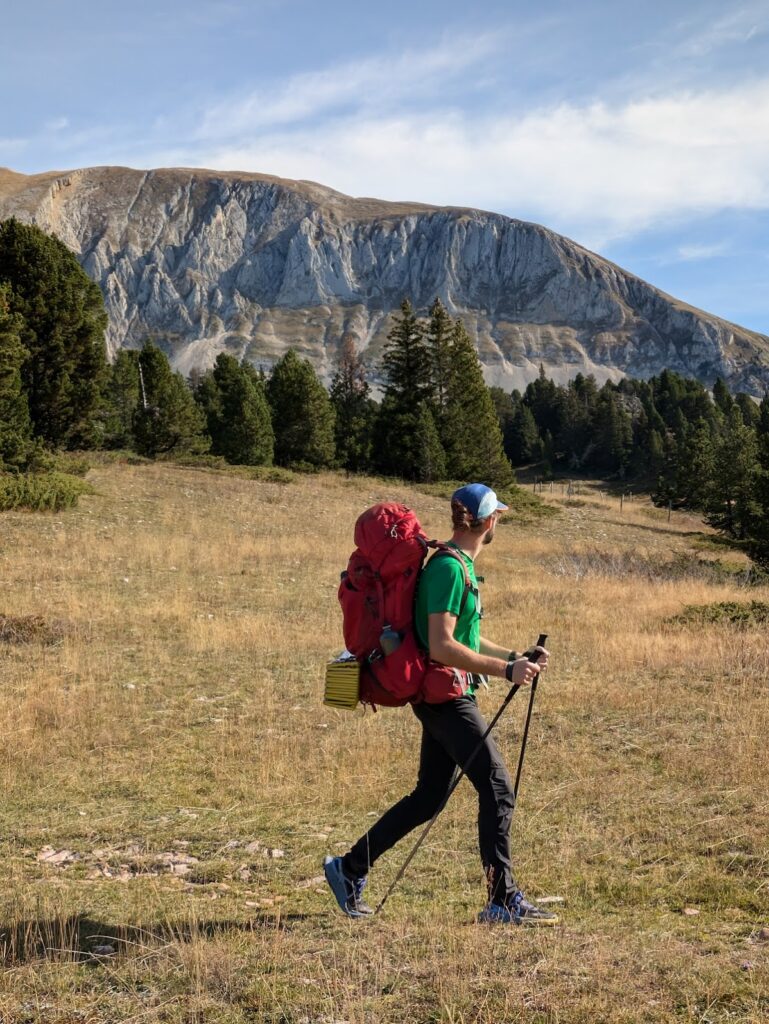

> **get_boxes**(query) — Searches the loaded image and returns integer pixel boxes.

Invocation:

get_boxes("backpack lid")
[353,503,428,575]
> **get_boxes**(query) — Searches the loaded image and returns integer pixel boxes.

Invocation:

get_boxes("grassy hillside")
[0,463,767,1023]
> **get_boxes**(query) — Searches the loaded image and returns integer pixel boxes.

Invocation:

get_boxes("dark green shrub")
[0,472,93,512]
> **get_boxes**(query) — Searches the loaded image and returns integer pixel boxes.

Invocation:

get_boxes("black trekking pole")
[513,651,541,803]
[374,633,547,915]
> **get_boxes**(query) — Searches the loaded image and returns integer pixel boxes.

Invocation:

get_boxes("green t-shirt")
[414,543,481,654]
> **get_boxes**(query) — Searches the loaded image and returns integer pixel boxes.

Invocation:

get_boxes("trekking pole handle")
[531,634,548,662]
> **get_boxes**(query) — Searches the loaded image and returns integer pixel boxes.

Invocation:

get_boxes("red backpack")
[338,503,473,708]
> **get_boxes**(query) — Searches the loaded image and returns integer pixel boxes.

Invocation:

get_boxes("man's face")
[482,511,499,545]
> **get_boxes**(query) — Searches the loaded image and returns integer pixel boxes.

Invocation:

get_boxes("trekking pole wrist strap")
[508,650,519,663]
[505,660,515,682]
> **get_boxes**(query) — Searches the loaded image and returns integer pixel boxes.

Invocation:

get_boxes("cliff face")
[2,164,768,393]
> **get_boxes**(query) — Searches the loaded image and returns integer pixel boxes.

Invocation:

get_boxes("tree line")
[4,216,769,562]
[496,366,769,564]
[0,219,511,487]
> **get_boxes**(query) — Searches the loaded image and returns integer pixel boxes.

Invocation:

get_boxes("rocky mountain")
[2,164,768,394]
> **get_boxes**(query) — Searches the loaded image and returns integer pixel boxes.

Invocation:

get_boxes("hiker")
[324,483,556,925]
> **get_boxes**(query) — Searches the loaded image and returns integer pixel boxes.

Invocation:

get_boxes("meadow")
[0,460,767,1023]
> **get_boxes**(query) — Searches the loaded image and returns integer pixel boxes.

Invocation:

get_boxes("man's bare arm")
[428,613,540,685]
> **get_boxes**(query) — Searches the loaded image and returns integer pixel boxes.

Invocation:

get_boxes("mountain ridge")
[2,164,768,394]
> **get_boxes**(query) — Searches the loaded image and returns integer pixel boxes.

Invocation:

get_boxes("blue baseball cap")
[451,483,508,521]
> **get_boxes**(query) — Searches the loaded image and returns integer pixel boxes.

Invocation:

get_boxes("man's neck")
[448,530,486,562]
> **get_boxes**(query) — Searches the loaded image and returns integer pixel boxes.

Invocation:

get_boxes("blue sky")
[2,0,769,333]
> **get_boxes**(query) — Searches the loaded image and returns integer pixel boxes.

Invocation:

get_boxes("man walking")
[324,483,556,925]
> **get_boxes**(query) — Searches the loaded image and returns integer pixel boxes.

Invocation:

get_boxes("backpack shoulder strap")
[426,542,475,616]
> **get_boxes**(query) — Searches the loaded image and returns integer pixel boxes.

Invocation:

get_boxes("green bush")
[0,472,93,512]
[668,600,769,629]
[48,452,94,477]
[157,452,295,484]
[158,452,231,470]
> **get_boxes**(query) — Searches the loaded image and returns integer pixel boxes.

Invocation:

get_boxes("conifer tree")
[381,300,432,407]
[103,349,141,449]
[329,337,374,473]
[373,300,444,479]
[426,298,454,433]
[746,397,769,566]
[676,419,716,508]
[197,354,274,465]
[712,377,733,418]
[0,218,108,448]
[703,406,759,539]
[0,283,32,469]
[735,392,760,429]
[505,395,541,465]
[440,319,513,486]
[132,341,209,457]
[266,349,335,468]
[593,389,633,474]
[413,401,447,482]
[525,365,562,438]
[647,428,666,481]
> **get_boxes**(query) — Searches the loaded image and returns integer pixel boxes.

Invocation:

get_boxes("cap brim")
[495,501,509,512]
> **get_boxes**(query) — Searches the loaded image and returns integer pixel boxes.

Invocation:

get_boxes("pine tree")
[373,300,444,479]
[0,218,108,448]
[524,365,562,438]
[735,392,760,429]
[132,341,209,457]
[647,428,666,480]
[746,397,769,566]
[381,300,432,407]
[703,406,759,539]
[413,401,447,482]
[426,298,454,433]
[0,283,32,469]
[506,397,541,465]
[592,389,633,475]
[712,377,733,418]
[266,349,335,468]
[557,377,595,468]
[103,349,141,449]
[329,337,374,473]
[440,319,513,486]
[676,419,716,508]
[197,354,274,465]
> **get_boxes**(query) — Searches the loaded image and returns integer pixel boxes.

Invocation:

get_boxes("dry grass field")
[0,460,767,1023]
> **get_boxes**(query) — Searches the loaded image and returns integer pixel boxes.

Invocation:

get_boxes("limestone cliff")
[1,164,768,394]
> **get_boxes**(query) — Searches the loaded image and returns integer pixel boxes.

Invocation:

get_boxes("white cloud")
[177,78,769,244]
[196,34,500,138]
[675,242,730,262]
[43,116,70,132]
[678,5,767,57]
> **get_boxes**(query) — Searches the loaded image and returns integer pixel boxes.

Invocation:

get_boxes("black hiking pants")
[343,694,518,905]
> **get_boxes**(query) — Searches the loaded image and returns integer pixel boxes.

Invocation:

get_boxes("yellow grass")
[0,462,767,1023]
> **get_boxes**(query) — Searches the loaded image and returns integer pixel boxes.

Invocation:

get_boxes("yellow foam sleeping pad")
[323,654,360,711]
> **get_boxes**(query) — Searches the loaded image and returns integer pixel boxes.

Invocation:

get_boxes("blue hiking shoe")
[323,855,373,918]
[478,890,559,926]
